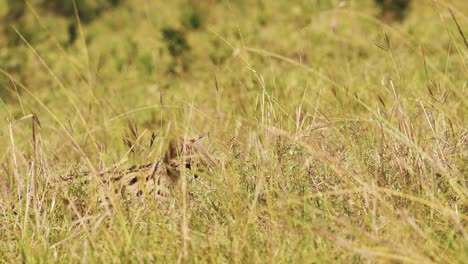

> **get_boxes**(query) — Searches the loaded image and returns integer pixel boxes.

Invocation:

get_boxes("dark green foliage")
[67,22,78,44]
[47,0,126,22]
[375,0,411,22]
[5,0,25,22]
[182,8,204,30]
[109,0,125,6]
[4,0,127,24]
[3,0,26,46]
[43,0,101,23]
[2,0,126,47]
[161,26,192,72]
[161,27,190,57]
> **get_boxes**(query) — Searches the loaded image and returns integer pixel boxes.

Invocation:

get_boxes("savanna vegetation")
[0,0,467,263]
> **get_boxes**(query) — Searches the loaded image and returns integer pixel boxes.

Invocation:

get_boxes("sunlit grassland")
[0,0,467,263]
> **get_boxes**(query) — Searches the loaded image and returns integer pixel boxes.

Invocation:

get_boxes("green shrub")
[182,8,204,30]
[375,0,411,22]
[161,27,190,58]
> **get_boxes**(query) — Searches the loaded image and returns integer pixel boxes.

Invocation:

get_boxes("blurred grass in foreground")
[0,0,467,263]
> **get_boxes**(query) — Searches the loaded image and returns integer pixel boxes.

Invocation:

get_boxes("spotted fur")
[63,136,205,206]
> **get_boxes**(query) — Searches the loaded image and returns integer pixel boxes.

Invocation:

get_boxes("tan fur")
[64,136,205,206]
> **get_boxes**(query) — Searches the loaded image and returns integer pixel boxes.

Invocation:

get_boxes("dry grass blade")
[1,1,467,263]
[449,9,468,49]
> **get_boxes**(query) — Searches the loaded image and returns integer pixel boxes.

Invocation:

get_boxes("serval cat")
[62,136,206,207]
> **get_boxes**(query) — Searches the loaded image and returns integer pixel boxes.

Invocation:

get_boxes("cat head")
[164,135,205,181]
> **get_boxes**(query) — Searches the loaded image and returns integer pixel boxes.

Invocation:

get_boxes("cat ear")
[192,135,206,149]
[164,137,180,163]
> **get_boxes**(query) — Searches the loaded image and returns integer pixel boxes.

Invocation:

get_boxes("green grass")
[0,0,467,263]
